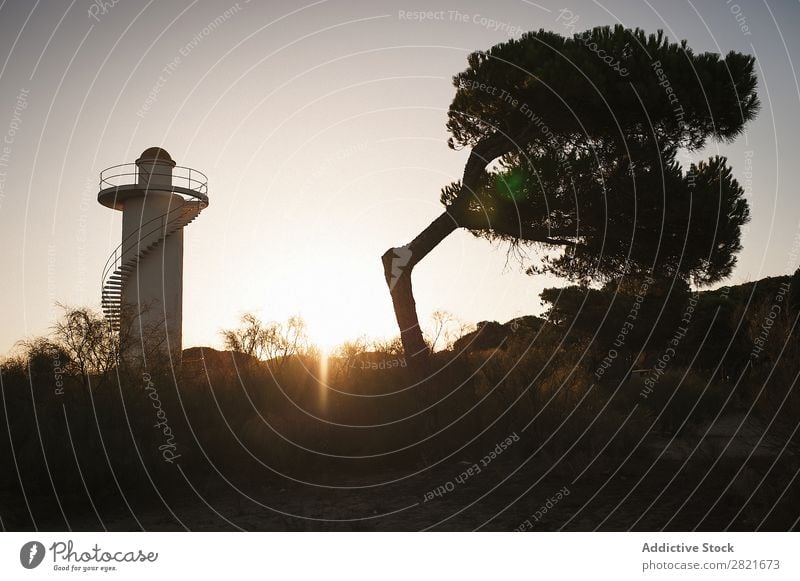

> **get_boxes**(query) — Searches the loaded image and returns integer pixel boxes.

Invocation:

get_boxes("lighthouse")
[98,147,208,357]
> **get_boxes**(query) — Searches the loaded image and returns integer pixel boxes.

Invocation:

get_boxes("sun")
[303,304,391,353]
[286,266,401,354]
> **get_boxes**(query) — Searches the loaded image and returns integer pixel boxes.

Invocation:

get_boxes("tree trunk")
[382,212,459,377]
[382,136,514,377]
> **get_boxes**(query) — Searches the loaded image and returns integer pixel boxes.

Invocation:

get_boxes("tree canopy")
[446,26,758,151]
[440,25,758,285]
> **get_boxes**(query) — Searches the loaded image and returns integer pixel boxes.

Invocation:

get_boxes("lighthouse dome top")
[136,147,175,167]
[98,149,208,210]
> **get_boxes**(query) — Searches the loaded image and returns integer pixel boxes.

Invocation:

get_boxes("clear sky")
[1,0,799,353]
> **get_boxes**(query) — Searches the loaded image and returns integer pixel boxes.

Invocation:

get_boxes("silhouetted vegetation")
[1,271,798,530]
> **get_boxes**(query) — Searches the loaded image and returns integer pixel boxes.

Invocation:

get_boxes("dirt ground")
[8,413,797,532]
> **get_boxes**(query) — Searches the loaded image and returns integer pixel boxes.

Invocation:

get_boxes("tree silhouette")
[221,312,309,372]
[382,25,759,375]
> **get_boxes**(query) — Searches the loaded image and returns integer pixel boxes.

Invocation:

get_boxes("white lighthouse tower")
[98,147,208,356]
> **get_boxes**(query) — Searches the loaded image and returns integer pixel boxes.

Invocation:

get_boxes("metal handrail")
[100,200,205,300]
[99,163,208,196]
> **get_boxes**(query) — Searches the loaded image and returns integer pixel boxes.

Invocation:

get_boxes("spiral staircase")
[100,201,206,331]
[98,160,209,333]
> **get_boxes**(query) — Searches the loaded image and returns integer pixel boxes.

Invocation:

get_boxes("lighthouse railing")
[99,163,209,196]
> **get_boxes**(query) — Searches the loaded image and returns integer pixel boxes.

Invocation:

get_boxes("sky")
[1,0,799,353]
